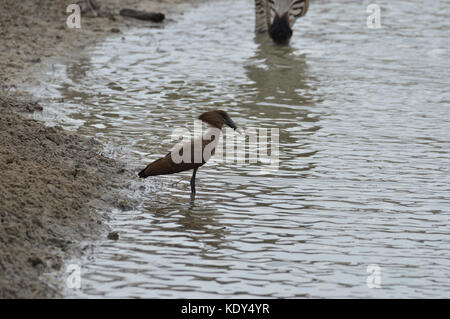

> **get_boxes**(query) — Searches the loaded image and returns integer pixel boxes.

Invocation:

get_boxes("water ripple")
[30,0,450,298]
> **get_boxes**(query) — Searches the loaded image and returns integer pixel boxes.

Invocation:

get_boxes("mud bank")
[0,94,127,298]
[0,0,189,298]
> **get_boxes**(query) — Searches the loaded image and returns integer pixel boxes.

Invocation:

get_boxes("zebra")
[254,0,310,44]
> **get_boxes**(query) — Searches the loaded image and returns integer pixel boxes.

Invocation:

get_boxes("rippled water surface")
[32,0,449,297]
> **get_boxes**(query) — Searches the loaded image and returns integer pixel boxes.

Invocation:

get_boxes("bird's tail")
[137,155,170,178]
[138,167,149,178]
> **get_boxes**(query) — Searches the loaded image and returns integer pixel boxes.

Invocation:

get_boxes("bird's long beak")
[224,117,238,131]
[235,127,244,135]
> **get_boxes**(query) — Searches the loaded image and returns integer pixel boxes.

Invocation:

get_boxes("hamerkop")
[138,110,238,194]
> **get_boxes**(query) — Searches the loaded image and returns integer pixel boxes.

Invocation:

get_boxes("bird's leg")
[190,168,198,194]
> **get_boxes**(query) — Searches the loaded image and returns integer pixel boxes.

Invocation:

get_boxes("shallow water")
[32,0,449,298]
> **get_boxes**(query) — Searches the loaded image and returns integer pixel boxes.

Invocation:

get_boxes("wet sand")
[0,94,127,298]
[0,0,189,298]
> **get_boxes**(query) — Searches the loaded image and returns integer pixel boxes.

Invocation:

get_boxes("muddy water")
[32,0,449,297]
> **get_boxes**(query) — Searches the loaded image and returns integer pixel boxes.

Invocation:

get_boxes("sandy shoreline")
[0,0,190,298]
[0,94,127,298]
[1,0,191,87]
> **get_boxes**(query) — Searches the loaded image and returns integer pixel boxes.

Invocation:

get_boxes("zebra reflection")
[244,38,319,114]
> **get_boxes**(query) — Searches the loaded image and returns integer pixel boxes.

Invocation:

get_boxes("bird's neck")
[202,126,222,144]
[204,126,222,135]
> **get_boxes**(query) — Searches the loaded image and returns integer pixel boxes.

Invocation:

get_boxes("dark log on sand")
[119,8,165,23]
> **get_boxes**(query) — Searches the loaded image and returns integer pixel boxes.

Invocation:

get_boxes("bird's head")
[199,110,237,130]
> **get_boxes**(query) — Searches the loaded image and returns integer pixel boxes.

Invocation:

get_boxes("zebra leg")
[254,0,269,33]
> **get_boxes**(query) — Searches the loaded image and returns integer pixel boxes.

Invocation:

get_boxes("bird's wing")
[138,136,217,177]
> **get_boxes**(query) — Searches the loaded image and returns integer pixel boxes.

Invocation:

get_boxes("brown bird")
[138,110,238,194]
